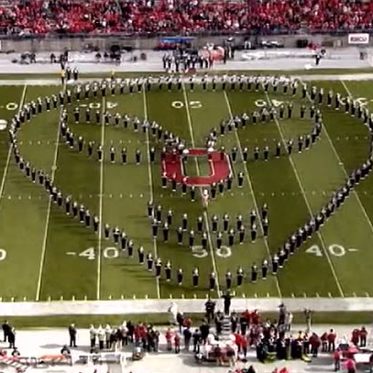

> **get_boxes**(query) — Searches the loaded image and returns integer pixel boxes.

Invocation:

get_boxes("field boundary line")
[142,88,161,299]
[2,297,373,315]
[223,91,282,298]
[0,85,27,206]
[182,83,221,296]
[35,87,62,301]
[264,91,345,297]
[96,96,106,300]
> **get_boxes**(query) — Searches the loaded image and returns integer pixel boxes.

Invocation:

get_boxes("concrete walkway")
[0,324,371,373]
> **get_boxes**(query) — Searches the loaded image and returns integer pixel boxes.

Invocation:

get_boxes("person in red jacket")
[334,349,341,371]
[165,328,172,351]
[351,329,360,346]
[327,329,337,352]
[241,334,248,358]
[346,357,356,373]
[174,333,180,354]
[360,326,368,347]
[320,332,328,352]
[309,332,321,357]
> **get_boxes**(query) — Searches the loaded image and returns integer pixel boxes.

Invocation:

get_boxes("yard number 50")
[171,101,202,109]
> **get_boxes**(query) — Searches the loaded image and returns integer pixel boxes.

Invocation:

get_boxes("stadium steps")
[219,315,232,342]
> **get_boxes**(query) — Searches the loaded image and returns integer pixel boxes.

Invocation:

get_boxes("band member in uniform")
[138,246,145,264]
[165,261,172,281]
[262,217,269,238]
[163,222,169,242]
[251,223,257,243]
[239,226,245,244]
[212,215,218,232]
[251,264,258,283]
[104,223,110,239]
[177,268,183,285]
[225,271,232,289]
[197,216,203,232]
[189,230,195,248]
[155,258,162,277]
[209,272,216,291]
[223,213,230,232]
[237,172,244,187]
[272,253,279,275]
[192,267,199,287]
[237,267,244,286]
[152,219,158,238]
[121,148,127,164]
[146,253,154,271]
[262,259,268,279]
[177,226,183,245]
[216,232,223,249]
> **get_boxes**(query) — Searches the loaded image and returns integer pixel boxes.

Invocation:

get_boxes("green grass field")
[1,75,373,303]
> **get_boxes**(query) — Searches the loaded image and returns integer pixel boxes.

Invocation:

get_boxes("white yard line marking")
[97,96,106,300]
[182,83,221,296]
[223,91,282,298]
[264,92,345,297]
[143,88,161,299]
[0,85,27,205]
[36,89,62,301]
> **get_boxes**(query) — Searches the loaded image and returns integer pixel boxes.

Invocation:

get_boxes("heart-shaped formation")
[8,76,373,297]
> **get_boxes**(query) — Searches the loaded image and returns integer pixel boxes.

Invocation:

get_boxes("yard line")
[36,89,63,301]
[182,82,221,296]
[0,85,27,206]
[310,79,373,237]
[96,96,106,300]
[264,91,345,297]
[223,91,282,298]
[142,88,161,299]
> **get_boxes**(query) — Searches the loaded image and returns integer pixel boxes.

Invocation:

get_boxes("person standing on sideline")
[334,349,341,371]
[2,320,11,343]
[304,308,312,333]
[89,324,97,349]
[222,291,232,315]
[8,327,15,349]
[68,323,77,347]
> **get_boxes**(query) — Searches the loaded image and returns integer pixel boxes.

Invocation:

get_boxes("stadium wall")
[0,33,370,53]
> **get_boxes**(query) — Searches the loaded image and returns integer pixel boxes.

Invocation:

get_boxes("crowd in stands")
[0,0,372,36]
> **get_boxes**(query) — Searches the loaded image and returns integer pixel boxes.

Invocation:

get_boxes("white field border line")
[223,91,282,298]
[337,80,373,235]
[182,82,221,296]
[35,89,63,301]
[264,91,345,297]
[0,85,27,205]
[142,87,161,299]
[97,96,106,300]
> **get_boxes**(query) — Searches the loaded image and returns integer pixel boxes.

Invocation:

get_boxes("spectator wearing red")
[327,329,337,352]
[309,332,321,357]
[320,331,328,352]
[174,333,180,354]
[360,326,368,347]
[165,328,172,351]
[333,349,341,371]
[346,357,356,373]
[351,328,360,346]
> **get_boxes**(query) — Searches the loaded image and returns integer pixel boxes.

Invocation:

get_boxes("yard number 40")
[306,244,348,257]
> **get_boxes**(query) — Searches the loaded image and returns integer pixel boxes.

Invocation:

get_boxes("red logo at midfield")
[161,148,232,186]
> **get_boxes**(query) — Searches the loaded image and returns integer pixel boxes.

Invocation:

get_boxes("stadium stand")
[0,0,372,35]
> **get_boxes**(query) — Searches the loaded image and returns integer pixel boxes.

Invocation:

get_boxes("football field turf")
[0,75,373,303]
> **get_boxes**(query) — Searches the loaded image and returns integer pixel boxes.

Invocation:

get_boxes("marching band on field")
[8,74,373,290]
